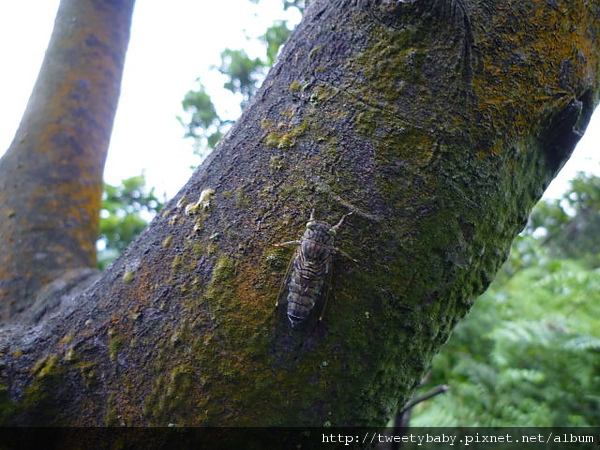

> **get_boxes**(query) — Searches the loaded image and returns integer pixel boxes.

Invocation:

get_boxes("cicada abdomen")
[275,210,354,328]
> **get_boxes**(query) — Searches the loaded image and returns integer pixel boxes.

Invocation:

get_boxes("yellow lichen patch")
[75,361,98,388]
[168,214,180,226]
[262,119,310,149]
[289,80,301,93]
[32,354,60,379]
[171,254,183,274]
[64,347,78,363]
[260,118,275,130]
[162,235,174,248]
[122,270,135,284]
[176,194,188,209]
[59,334,75,346]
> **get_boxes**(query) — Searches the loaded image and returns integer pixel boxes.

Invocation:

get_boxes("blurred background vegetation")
[98,175,163,270]
[98,0,599,426]
[412,172,600,426]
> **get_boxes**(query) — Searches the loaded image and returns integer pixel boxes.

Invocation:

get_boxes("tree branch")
[0,0,598,426]
[0,0,135,323]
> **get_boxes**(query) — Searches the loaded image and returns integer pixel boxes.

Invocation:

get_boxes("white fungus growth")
[185,188,215,215]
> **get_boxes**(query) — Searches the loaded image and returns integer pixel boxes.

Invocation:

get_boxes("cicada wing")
[275,247,297,307]
[317,257,335,322]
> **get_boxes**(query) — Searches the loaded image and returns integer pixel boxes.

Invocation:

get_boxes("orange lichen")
[0,0,133,320]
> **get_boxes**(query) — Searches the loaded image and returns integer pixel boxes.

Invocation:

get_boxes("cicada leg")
[318,250,358,322]
[273,240,301,248]
[329,211,353,233]
[336,248,359,263]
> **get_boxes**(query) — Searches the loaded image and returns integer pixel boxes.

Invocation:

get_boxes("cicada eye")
[306,221,317,229]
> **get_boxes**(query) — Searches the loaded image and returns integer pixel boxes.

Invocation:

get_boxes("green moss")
[269,155,284,172]
[14,353,67,425]
[75,361,99,388]
[32,354,60,379]
[265,132,283,147]
[281,106,296,120]
[108,328,125,361]
[206,239,219,257]
[64,347,77,362]
[0,382,17,425]
[264,248,291,272]
[145,356,211,426]
[289,80,301,93]
[260,118,274,130]
[309,85,334,105]
[295,119,310,135]
[308,44,324,60]
[210,254,236,286]
[162,235,174,248]
[171,254,183,274]
[190,240,205,258]
[201,254,239,325]
[59,333,74,346]
[234,187,251,208]
[176,194,188,209]
[262,119,310,149]
[171,215,183,229]
[185,189,215,215]
[105,393,119,426]
[161,365,199,422]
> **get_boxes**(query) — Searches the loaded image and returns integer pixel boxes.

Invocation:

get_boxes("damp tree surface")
[0,0,599,427]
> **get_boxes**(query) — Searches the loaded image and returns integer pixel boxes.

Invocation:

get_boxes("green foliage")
[262,20,294,65]
[179,1,302,159]
[528,172,600,267]
[179,82,228,155]
[411,173,600,426]
[218,48,265,103]
[98,175,163,269]
[413,250,600,426]
[181,84,219,131]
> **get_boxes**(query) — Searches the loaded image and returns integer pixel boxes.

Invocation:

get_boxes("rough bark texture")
[0,0,134,322]
[1,0,599,429]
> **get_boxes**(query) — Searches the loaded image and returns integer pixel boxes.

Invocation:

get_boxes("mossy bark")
[0,0,134,322]
[0,0,599,427]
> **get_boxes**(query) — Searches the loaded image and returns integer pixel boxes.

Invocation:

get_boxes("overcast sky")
[0,1,598,201]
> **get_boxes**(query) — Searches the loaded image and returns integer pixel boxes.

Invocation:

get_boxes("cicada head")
[303,219,335,246]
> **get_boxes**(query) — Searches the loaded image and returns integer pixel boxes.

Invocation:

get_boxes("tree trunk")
[0,0,134,322]
[0,0,598,428]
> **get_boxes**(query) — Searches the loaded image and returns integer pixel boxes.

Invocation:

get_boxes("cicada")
[275,210,355,328]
